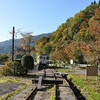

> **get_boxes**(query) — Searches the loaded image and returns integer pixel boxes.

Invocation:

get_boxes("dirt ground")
[0,83,25,97]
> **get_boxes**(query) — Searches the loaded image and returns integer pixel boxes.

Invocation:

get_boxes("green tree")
[55,32,62,42]
[42,44,52,54]
[91,2,93,5]
[83,4,98,18]
[94,0,96,4]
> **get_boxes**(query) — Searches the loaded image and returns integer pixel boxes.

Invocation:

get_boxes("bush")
[0,61,13,76]
[21,55,34,71]
[0,60,28,76]
[15,61,28,75]
[0,54,9,64]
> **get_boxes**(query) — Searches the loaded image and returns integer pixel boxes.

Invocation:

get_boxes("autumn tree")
[20,33,34,54]
[50,52,57,63]
[35,36,51,54]
[42,44,52,54]
[63,41,84,63]
[78,41,99,65]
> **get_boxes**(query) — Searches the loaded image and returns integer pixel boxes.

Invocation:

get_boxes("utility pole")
[12,27,15,75]
[12,27,15,61]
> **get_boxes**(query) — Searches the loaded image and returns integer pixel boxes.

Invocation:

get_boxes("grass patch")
[56,68,75,73]
[68,74,100,100]
[49,93,55,100]
[57,68,100,100]
[0,76,32,84]
[48,86,55,100]
[75,66,86,70]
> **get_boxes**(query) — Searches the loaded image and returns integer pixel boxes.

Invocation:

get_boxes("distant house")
[15,54,23,60]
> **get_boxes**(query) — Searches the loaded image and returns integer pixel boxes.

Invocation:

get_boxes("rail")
[25,68,67,100]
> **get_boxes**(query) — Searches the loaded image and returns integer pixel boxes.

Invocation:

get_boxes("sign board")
[70,59,73,64]
[86,66,98,79]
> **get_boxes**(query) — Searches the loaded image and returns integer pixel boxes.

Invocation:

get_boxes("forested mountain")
[35,3,100,64]
[0,33,52,54]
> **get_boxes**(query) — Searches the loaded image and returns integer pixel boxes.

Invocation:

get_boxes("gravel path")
[0,83,25,98]
[10,68,77,100]
[59,85,76,100]
[33,85,54,100]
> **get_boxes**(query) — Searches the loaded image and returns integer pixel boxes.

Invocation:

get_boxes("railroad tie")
[37,76,43,89]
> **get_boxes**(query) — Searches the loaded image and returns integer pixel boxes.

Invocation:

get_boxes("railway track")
[25,86,37,100]
[25,68,76,100]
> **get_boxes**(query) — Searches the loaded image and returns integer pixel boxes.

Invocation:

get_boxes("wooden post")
[12,27,15,61]
[97,66,99,80]
[86,66,87,80]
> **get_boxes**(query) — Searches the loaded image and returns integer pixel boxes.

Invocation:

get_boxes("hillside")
[35,3,100,63]
[0,33,52,54]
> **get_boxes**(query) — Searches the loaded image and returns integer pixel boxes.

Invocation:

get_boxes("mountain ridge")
[0,33,52,54]
[35,4,100,63]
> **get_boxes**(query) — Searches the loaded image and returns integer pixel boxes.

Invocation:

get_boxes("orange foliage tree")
[78,41,100,65]
[63,41,83,63]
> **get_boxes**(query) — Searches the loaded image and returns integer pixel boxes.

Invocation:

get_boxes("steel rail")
[25,68,64,100]
[25,85,37,100]
[49,69,60,100]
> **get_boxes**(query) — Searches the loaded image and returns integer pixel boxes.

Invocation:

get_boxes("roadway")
[0,64,5,68]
